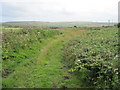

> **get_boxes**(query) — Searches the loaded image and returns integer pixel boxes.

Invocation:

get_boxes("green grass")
[2,29,83,88]
[2,26,119,88]
[2,28,61,88]
[2,37,56,88]
[2,27,86,88]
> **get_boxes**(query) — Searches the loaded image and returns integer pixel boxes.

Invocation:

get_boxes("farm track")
[37,29,85,62]
[35,29,86,88]
[11,29,86,88]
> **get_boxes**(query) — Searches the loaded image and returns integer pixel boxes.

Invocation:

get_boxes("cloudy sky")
[0,0,119,22]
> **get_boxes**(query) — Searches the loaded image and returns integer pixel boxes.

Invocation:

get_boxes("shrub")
[117,23,120,28]
[74,58,118,88]
[63,27,119,88]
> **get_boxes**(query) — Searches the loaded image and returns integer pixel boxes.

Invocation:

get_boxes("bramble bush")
[63,27,119,88]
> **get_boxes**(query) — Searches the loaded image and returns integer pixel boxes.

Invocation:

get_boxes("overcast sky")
[0,0,119,22]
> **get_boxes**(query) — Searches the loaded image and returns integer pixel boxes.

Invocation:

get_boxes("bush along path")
[2,28,86,88]
[63,27,119,88]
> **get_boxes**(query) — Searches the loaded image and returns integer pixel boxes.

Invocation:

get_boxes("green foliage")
[63,27,119,88]
[117,23,120,28]
[2,28,60,78]
[2,26,119,88]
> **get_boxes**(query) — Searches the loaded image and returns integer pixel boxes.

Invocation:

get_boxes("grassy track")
[3,29,85,88]
[3,27,118,88]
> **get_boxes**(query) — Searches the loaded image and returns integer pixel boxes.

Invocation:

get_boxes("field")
[1,22,119,88]
[2,21,116,28]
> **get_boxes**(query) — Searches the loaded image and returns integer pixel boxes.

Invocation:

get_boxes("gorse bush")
[63,27,119,88]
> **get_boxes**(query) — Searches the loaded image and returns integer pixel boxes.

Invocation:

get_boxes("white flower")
[77,60,80,62]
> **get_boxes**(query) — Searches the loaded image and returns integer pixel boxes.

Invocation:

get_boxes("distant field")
[2,21,116,28]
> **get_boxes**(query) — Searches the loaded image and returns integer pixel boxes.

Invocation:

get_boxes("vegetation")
[2,22,119,88]
[2,28,60,78]
[117,23,120,28]
[63,27,119,88]
[2,21,116,28]
[2,27,84,88]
